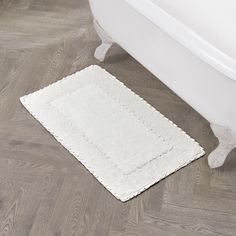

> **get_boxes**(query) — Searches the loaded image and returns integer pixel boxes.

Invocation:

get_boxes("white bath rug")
[20,65,205,201]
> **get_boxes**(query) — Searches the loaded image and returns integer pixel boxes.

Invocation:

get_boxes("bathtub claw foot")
[94,19,113,62]
[208,124,236,168]
[94,43,112,62]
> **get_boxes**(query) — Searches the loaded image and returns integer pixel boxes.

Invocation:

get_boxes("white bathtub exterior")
[88,0,236,167]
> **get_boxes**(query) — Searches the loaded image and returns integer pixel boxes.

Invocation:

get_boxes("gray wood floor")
[0,0,236,235]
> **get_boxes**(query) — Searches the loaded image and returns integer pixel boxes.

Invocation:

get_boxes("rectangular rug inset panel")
[51,85,172,175]
[20,65,205,201]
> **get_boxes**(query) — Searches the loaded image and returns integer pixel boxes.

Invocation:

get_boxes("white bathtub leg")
[208,124,236,168]
[93,19,113,62]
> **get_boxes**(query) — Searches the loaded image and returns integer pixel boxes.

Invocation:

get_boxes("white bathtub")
[88,0,236,168]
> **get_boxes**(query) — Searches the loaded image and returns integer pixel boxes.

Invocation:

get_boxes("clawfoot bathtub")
[88,0,236,168]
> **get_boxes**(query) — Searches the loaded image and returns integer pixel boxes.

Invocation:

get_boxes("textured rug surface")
[20,65,205,201]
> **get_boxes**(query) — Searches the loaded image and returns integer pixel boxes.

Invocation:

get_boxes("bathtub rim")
[126,0,236,83]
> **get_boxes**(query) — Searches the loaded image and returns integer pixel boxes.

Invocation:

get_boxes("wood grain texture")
[0,0,236,235]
